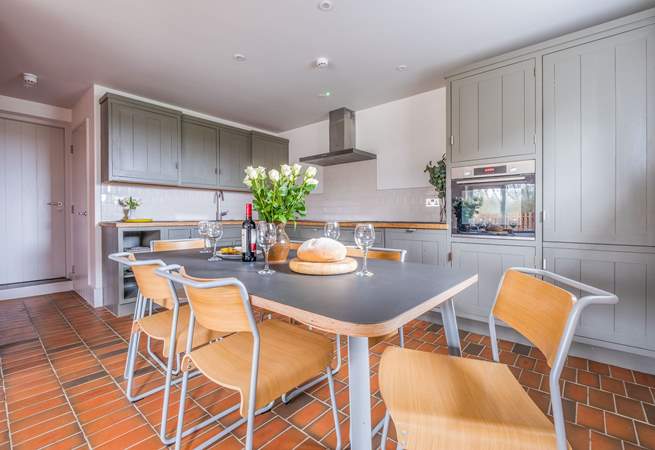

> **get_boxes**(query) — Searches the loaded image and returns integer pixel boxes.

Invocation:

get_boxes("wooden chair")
[150,238,206,252]
[156,265,342,450]
[107,252,227,445]
[378,267,618,450]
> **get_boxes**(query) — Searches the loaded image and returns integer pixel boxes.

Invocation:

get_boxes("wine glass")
[354,223,376,277]
[206,221,224,262]
[324,221,340,240]
[257,222,277,275]
[197,220,211,253]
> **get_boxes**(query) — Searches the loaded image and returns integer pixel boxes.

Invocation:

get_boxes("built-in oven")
[451,160,536,240]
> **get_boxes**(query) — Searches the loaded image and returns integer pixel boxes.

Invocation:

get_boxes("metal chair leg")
[124,292,144,380]
[326,366,342,450]
[371,327,404,438]
[380,411,390,450]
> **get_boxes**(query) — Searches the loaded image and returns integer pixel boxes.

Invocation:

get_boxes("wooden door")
[110,102,179,183]
[219,127,251,189]
[181,119,218,187]
[450,242,536,320]
[543,25,655,246]
[543,246,655,351]
[451,59,536,162]
[0,118,66,284]
[71,122,89,298]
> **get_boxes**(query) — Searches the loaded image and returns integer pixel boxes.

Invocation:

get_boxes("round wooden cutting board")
[289,257,358,275]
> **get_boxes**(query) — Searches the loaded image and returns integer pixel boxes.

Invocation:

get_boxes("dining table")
[134,248,478,450]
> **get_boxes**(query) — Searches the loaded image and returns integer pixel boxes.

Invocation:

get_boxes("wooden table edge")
[251,274,479,337]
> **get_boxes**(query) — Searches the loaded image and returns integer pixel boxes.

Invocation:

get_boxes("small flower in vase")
[117,196,141,221]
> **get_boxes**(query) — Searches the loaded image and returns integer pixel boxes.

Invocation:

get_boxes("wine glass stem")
[213,239,218,258]
[264,249,270,271]
[363,249,369,273]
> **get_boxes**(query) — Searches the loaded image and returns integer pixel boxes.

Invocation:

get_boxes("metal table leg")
[348,336,372,450]
[441,298,462,356]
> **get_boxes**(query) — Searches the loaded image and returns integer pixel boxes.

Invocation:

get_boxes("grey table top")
[135,249,477,333]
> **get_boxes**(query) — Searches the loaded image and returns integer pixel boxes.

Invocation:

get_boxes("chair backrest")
[108,252,175,309]
[290,241,407,263]
[492,269,573,367]
[346,246,406,262]
[151,238,205,252]
[176,268,252,333]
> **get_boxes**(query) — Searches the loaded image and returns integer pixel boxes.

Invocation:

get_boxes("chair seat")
[136,305,228,356]
[379,347,566,450]
[184,319,333,417]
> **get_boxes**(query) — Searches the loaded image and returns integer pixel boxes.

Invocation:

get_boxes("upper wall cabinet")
[181,116,218,188]
[251,131,289,169]
[219,127,252,189]
[451,59,536,162]
[543,25,655,246]
[101,94,181,185]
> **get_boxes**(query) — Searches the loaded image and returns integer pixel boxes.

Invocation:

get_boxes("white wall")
[280,88,446,221]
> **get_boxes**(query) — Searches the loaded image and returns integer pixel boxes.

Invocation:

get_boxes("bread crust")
[297,238,347,262]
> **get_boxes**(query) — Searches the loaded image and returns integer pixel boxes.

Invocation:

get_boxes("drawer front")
[167,228,192,239]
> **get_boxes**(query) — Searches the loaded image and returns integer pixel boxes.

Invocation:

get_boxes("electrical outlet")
[425,198,440,208]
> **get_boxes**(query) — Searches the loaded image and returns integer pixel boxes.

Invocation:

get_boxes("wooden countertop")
[100,220,448,230]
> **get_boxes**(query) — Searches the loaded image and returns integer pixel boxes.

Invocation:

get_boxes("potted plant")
[424,154,447,222]
[118,196,141,221]
[244,163,319,262]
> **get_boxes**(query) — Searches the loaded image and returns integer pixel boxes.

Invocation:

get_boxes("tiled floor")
[0,292,654,449]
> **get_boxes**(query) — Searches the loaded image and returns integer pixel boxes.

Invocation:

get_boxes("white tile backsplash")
[101,184,253,222]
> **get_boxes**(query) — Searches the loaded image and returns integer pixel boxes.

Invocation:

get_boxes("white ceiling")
[1,0,653,131]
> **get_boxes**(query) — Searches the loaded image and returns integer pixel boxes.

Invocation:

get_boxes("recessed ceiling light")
[318,91,331,97]
[318,0,333,11]
[233,53,247,62]
[315,57,329,69]
[396,64,408,72]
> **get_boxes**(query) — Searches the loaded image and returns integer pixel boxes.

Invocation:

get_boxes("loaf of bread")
[297,238,347,263]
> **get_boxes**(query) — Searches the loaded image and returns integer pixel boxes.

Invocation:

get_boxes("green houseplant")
[118,196,141,221]
[424,154,447,222]
[244,163,319,262]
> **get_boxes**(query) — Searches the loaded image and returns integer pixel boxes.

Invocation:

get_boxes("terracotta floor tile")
[634,421,655,449]
[625,382,654,403]
[590,431,622,450]
[288,401,328,429]
[577,405,605,433]
[600,376,626,396]
[260,426,307,449]
[589,388,615,412]
[12,421,80,449]
[615,396,646,422]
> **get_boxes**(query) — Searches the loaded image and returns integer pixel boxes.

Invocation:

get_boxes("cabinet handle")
[405,228,416,233]
[215,168,218,175]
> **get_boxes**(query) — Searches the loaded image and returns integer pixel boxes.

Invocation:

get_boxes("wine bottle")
[241,203,257,262]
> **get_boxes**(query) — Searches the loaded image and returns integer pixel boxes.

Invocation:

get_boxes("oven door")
[451,171,536,239]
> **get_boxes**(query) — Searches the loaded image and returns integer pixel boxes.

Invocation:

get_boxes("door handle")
[78,211,88,216]
[47,201,64,208]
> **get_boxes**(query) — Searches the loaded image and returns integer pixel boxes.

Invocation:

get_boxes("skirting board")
[0,280,73,301]
[422,310,655,375]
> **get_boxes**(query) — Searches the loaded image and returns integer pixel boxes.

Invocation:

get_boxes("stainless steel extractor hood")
[299,107,376,166]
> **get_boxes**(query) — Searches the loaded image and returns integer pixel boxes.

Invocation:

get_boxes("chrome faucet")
[214,190,228,221]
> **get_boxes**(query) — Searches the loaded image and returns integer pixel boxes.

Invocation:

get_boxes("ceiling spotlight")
[318,0,333,11]
[317,91,331,97]
[232,53,247,62]
[22,72,38,88]
[315,57,329,69]
[396,64,408,72]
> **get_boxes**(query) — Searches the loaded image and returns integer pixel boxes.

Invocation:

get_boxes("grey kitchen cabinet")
[384,229,448,266]
[287,225,384,248]
[451,59,536,162]
[166,227,194,240]
[543,245,655,352]
[219,127,252,190]
[543,25,655,247]
[101,94,181,185]
[251,131,289,169]
[180,117,218,188]
[451,242,536,320]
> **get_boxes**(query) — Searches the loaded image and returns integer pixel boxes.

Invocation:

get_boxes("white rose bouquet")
[243,163,319,223]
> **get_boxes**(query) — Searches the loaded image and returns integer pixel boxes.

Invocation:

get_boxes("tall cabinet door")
[251,132,289,169]
[451,59,536,162]
[543,25,655,246]
[110,102,180,183]
[219,127,251,189]
[181,119,218,188]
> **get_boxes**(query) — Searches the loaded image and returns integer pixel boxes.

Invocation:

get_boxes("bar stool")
[108,252,227,445]
[156,265,342,450]
[378,267,618,450]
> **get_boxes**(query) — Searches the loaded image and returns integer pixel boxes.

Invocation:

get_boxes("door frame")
[70,118,92,302]
[0,111,72,285]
